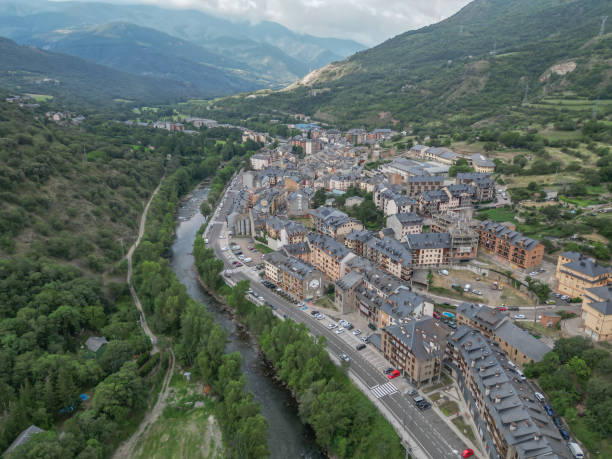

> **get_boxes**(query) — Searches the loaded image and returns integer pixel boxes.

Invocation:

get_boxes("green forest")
[193,241,405,458]
[0,98,266,457]
[524,337,612,456]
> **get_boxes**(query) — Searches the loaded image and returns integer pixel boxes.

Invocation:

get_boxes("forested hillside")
[0,38,208,106]
[0,99,263,456]
[211,0,612,129]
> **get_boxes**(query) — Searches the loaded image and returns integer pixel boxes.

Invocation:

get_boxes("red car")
[462,448,474,458]
[497,306,507,312]
[433,311,440,319]
[387,369,401,379]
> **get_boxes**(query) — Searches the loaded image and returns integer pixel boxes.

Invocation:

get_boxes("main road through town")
[204,177,472,459]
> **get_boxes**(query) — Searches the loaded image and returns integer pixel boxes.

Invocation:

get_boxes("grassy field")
[255,243,274,254]
[315,295,336,310]
[439,400,459,416]
[292,216,314,229]
[516,321,562,340]
[135,374,225,459]
[477,206,516,222]
[452,416,476,442]
[25,93,53,101]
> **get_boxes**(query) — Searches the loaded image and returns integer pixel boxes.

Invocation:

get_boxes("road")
[204,179,473,459]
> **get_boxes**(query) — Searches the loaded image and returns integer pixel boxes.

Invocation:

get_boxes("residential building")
[431,212,479,261]
[423,147,458,165]
[456,303,551,367]
[311,207,364,239]
[456,173,495,202]
[334,271,364,313]
[478,221,544,270]
[250,153,271,170]
[405,176,445,197]
[383,317,448,387]
[346,128,368,145]
[447,326,560,459]
[345,196,365,207]
[581,285,612,342]
[374,183,415,215]
[307,233,356,282]
[263,252,323,301]
[554,251,612,299]
[405,233,452,268]
[287,188,315,216]
[469,153,495,173]
[386,212,424,240]
[3,425,45,456]
[363,236,413,280]
[344,229,376,255]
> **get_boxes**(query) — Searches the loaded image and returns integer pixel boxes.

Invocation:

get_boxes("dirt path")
[113,177,178,459]
[126,178,163,353]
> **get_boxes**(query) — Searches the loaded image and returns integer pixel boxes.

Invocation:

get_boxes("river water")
[170,186,323,459]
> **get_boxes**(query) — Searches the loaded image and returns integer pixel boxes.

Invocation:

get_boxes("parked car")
[462,449,474,458]
[559,428,570,440]
[353,329,361,336]
[388,370,401,379]
[327,324,337,329]
[497,306,507,312]
[433,311,440,319]
[407,389,418,396]
[544,404,555,417]
[356,343,366,351]
[335,328,344,334]
[339,353,350,362]
[509,306,520,311]
[368,323,377,330]
[534,392,545,403]
[552,416,563,428]
[514,314,526,319]
[383,368,394,375]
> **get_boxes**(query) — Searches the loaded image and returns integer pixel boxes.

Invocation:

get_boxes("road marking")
[371,382,398,398]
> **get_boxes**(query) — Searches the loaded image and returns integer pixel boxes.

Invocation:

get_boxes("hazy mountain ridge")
[0,0,365,87]
[0,37,216,105]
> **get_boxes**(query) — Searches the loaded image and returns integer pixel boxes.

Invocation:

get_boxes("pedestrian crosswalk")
[371,382,398,399]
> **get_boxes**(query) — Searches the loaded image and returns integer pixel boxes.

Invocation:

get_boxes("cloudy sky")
[81,0,472,45]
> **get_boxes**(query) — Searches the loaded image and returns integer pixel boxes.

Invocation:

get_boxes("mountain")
[210,0,612,128]
[22,22,262,91]
[0,0,366,87]
[0,37,231,105]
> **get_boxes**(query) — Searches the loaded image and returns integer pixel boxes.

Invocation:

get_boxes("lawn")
[315,295,336,310]
[135,374,225,459]
[516,321,562,340]
[559,196,601,207]
[255,243,274,254]
[429,392,442,401]
[476,206,516,223]
[25,93,53,102]
[568,416,611,459]
[452,416,476,442]
[439,400,459,416]
[292,216,314,229]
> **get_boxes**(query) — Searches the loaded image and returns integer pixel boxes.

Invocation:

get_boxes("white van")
[568,442,584,459]
[464,284,471,292]
[534,392,545,403]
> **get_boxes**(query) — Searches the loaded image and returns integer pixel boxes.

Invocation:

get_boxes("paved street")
[203,177,477,459]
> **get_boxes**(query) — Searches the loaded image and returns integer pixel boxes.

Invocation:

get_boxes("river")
[170,186,323,459]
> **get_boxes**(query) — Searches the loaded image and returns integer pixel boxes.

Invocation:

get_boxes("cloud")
[77,0,471,45]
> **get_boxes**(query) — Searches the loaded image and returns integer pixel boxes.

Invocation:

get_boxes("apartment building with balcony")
[554,251,612,299]
[263,252,323,301]
[477,221,544,270]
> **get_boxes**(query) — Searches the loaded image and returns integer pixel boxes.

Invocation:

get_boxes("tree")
[92,362,144,421]
[565,356,590,383]
[553,337,592,364]
[313,188,327,208]
[200,201,212,217]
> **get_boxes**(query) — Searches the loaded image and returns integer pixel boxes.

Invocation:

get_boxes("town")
[203,121,608,459]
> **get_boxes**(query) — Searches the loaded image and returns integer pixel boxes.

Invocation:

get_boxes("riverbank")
[193,230,405,458]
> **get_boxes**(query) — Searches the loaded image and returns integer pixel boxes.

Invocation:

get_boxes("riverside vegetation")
[193,239,405,458]
[0,97,266,457]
